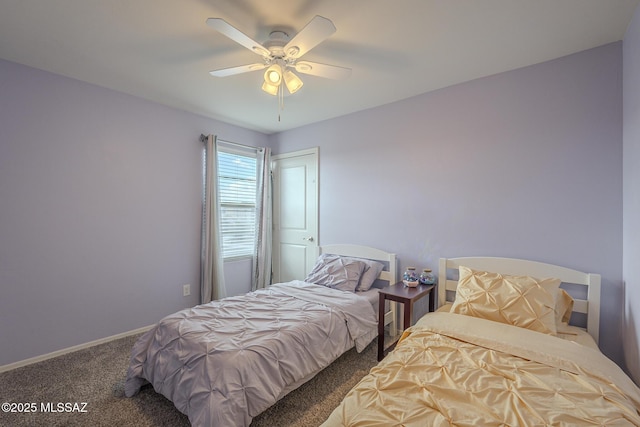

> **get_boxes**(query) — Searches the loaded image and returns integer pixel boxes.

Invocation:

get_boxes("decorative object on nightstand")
[403,266,418,287]
[419,268,435,285]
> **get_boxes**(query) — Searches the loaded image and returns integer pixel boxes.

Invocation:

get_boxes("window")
[217,145,257,259]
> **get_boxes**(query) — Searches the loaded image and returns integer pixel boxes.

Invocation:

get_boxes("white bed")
[319,244,397,335]
[323,257,640,426]
[438,256,601,343]
[125,244,398,427]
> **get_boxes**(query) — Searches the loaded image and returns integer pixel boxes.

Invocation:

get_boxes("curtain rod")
[200,134,263,152]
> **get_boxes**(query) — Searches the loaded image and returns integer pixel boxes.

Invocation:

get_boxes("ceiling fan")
[206,15,351,96]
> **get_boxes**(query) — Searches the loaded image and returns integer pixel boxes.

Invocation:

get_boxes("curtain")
[252,147,273,290]
[200,134,226,303]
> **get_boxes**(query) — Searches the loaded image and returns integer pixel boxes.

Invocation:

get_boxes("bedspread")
[323,312,640,426]
[124,281,377,427]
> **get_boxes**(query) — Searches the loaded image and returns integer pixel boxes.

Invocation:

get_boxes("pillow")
[305,254,367,292]
[353,258,385,291]
[555,289,574,325]
[450,266,561,335]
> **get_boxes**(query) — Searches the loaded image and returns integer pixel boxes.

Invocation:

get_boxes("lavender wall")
[0,59,270,366]
[0,40,630,373]
[273,43,625,367]
[623,6,640,384]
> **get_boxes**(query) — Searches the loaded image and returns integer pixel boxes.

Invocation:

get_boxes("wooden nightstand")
[378,282,436,361]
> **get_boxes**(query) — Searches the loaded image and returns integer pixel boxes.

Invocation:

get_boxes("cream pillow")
[555,289,574,325]
[450,266,561,335]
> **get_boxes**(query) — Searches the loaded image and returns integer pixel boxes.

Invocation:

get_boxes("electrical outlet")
[183,284,191,297]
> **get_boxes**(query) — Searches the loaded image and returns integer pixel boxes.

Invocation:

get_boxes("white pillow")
[349,258,384,291]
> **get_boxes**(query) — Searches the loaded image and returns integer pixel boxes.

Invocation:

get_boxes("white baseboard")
[0,325,154,373]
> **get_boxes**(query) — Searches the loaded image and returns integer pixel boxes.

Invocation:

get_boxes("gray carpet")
[0,334,381,426]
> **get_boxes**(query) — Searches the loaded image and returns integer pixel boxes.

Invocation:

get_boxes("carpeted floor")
[0,333,382,426]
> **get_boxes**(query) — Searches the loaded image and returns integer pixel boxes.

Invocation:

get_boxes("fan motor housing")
[263,30,290,58]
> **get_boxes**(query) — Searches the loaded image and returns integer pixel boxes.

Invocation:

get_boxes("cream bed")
[322,257,640,426]
[125,244,397,427]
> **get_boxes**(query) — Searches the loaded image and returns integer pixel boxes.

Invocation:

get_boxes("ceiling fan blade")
[206,18,271,57]
[294,61,351,80]
[209,63,266,77]
[284,15,336,59]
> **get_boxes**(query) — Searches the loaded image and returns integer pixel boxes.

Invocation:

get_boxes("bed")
[124,244,397,427]
[322,256,640,426]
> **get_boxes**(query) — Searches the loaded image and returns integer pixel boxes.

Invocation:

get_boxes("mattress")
[356,287,382,312]
[437,303,599,350]
[322,312,640,426]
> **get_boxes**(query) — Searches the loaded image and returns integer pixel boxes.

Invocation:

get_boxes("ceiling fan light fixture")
[261,80,279,96]
[207,15,350,120]
[284,70,304,94]
[264,64,282,85]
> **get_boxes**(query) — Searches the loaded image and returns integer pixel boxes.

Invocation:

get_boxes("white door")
[272,148,318,283]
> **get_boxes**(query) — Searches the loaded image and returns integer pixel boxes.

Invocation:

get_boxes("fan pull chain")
[278,82,284,122]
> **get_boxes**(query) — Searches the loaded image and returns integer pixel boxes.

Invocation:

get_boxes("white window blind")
[217,147,257,259]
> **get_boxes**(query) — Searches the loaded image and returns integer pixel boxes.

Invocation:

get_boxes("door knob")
[303,236,314,242]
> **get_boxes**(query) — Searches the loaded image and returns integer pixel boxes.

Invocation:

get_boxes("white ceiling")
[0,0,638,134]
